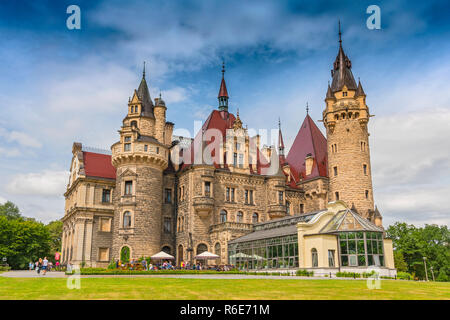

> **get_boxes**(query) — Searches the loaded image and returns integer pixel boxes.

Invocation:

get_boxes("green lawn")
[0,277,449,300]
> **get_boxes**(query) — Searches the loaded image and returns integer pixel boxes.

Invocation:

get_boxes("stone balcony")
[209,222,254,233]
[192,196,214,217]
[268,204,287,219]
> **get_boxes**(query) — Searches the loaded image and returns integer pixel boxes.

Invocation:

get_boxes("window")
[124,143,131,151]
[144,145,148,152]
[231,188,235,202]
[226,187,230,202]
[156,147,159,154]
[123,211,132,228]
[164,217,171,233]
[278,191,284,204]
[349,255,358,266]
[365,190,369,199]
[238,154,244,168]
[311,248,318,267]
[130,120,137,128]
[124,181,132,195]
[235,142,241,150]
[237,211,243,223]
[343,91,347,97]
[204,181,211,197]
[220,210,227,223]
[98,248,109,262]
[363,164,367,175]
[124,136,131,142]
[333,166,338,176]
[335,191,339,201]
[165,189,172,203]
[99,218,111,232]
[249,190,254,204]
[328,250,335,267]
[300,204,304,214]
[162,246,171,254]
[252,212,258,224]
[197,244,208,255]
[245,190,249,204]
[215,243,221,257]
[233,153,237,166]
[102,189,111,203]
[286,201,290,215]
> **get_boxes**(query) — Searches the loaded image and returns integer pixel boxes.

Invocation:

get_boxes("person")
[55,261,60,271]
[42,257,48,275]
[36,258,42,274]
[142,259,147,271]
[29,261,33,271]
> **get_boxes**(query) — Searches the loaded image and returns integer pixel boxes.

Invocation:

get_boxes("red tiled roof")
[83,151,116,179]
[286,114,328,181]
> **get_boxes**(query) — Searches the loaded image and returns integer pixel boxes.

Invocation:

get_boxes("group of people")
[29,257,58,275]
[114,258,234,272]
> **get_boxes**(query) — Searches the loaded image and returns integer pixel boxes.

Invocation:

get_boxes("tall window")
[363,164,367,175]
[286,201,290,215]
[220,210,227,223]
[123,211,132,228]
[300,203,304,214]
[102,189,111,203]
[335,191,339,201]
[237,211,243,223]
[226,187,230,202]
[278,191,284,204]
[214,243,221,257]
[365,190,369,199]
[231,188,235,202]
[328,250,335,267]
[334,166,338,176]
[165,189,172,203]
[125,181,132,195]
[249,190,254,204]
[164,217,171,233]
[233,153,238,166]
[252,212,258,224]
[238,154,244,168]
[311,248,318,267]
[245,190,249,204]
[204,181,211,197]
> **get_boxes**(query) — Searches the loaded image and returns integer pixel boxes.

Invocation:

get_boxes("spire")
[355,78,366,97]
[218,60,229,111]
[136,62,155,118]
[306,102,309,115]
[326,81,335,100]
[278,117,285,157]
[330,21,357,93]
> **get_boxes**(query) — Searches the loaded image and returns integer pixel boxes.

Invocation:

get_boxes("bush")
[437,268,449,282]
[107,260,116,270]
[336,271,361,278]
[363,270,379,278]
[296,269,314,277]
[397,272,413,280]
[0,266,11,272]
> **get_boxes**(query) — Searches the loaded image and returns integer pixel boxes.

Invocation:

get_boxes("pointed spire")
[143,61,146,78]
[278,117,285,157]
[306,102,309,115]
[330,21,357,93]
[326,82,335,100]
[136,61,155,118]
[355,78,366,97]
[218,59,229,111]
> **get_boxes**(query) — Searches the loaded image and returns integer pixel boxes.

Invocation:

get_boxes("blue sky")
[0,0,449,226]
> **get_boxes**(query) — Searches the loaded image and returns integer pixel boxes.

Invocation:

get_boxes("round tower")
[111,65,169,261]
[323,24,375,219]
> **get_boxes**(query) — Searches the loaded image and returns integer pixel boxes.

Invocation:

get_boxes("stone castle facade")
[61,32,383,267]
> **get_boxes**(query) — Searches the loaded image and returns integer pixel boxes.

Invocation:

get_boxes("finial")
[306,102,309,115]
[236,108,239,117]
[338,20,342,46]
[143,61,146,78]
[221,59,225,77]
[159,91,162,99]
[278,117,281,129]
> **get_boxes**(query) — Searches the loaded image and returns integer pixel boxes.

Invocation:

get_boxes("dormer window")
[343,91,348,97]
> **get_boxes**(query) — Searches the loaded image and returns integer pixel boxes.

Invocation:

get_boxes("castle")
[61,29,388,271]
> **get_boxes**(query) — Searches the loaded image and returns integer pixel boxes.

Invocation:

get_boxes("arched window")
[123,211,132,228]
[120,246,130,263]
[355,112,359,119]
[220,210,227,223]
[214,243,221,257]
[334,114,339,121]
[237,211,243,223]
[130,120,137,128]
[311,248,318,267]
[341,113,346,119]
[178,245,183,265]
[252,213,258,224]
[197,243,207,255]
[162,246,171,254]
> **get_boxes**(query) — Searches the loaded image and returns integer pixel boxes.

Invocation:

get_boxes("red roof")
[286,114,328,181]
[218,77,228,98]
[83,151,116,179]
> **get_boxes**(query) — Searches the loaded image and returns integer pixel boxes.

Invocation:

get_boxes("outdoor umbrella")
[150,251,175,261]
[193,251,220,268]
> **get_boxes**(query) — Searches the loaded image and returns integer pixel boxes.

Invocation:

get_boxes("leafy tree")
[45,220,63,254]
[393,251,408,272]
[0,201,21,220]
[387,222,450,281]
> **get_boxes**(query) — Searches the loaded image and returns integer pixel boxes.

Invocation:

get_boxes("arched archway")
[120,246,131,263]
[197,243,208,255]
[162,246,171,254]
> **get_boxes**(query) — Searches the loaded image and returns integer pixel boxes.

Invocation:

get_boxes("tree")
[46,220,63,254]
[387,222,450,281]
[0,201,21,220]
[393,251,408,272]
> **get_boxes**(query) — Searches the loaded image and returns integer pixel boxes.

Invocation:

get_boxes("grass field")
[0,277,449,300]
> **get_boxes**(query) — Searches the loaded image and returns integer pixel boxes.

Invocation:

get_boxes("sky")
[0,0,449,227]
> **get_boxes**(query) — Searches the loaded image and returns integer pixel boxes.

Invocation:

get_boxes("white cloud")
[0,127,42,149]
[6,170,69,197]
[0,146,21,158]
[0,196,6,204]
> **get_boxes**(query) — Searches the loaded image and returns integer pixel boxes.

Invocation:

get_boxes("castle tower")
[218,61,229,112]
[110,63,171,261]
[322,24,376,220]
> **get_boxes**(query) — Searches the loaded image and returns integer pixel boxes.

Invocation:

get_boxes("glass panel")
[379,255,384,266]
[358,255,366,266]
[378,241,384,254]
[368,254,374,266]
[356,232,364,239]
[348,232,355,239]
[341,255,348,266]
[349,255,357,266]
[367,240,373,254]
[340,240,347,254]
[348,240,356,254]
[340,233,347,240]
[357,240,365,254]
